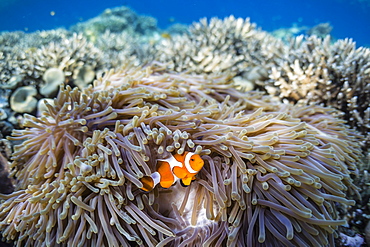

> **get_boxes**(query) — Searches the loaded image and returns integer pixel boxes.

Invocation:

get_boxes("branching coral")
[0,64,363,246]
[150,16,283,77]
[265,35,370,149]
[0,29,70,90]
[93,30,144,68]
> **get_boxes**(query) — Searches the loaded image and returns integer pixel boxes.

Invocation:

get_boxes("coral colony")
[0,6,369,247]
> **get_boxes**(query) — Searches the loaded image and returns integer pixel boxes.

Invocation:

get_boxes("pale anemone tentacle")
[0,63,364,246]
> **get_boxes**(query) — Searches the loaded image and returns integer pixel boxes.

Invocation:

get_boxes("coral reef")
[306,23,333,38]
[0,64,364,246]
[23,33,106,92]
[264,36,370,149]
[70,6,159,42]
[0,7,369,247]
[0,32,108,120]
[0,6,159,121]
[271,23,308,42]
[164,23,189,36]
[0,29,70,52]
[150,16,283,77]
[93,30,145,68]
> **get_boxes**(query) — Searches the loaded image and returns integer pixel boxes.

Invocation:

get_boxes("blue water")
[0,0,369,47]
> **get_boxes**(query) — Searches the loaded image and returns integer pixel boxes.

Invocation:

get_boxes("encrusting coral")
[40,68,65,97]
[9,86,38,113]
[0,63,363,246]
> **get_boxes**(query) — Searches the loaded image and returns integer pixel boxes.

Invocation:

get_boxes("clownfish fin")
[140,172,160,192]
[181,176,194,187]
[179,179,188,187]
[140,176,154,192]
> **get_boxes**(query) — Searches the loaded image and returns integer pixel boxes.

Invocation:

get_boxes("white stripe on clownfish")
[149,171,161,187]
[184,152,198,174]
[157,155,183,170]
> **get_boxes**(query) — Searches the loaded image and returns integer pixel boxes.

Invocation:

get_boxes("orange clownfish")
[140,152,204,192]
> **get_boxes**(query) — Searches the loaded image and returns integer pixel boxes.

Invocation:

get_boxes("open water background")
[0,0,369,46]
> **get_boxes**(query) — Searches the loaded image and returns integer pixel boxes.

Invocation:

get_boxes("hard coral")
[265,36,370,149]
[70,6,158,41]
[1,33,108,118]
[93,30,144,68]
[0,64,363,246]
[10,86,38,113]
[0,29,70,90]
[150,16,283,77]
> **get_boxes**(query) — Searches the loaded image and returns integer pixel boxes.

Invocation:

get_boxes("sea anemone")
[0,64,363,246]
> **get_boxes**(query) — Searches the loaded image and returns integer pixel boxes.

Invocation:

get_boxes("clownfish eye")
[191,158,195,161]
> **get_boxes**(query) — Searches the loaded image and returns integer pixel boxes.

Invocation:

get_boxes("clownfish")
[140,152,204,192]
